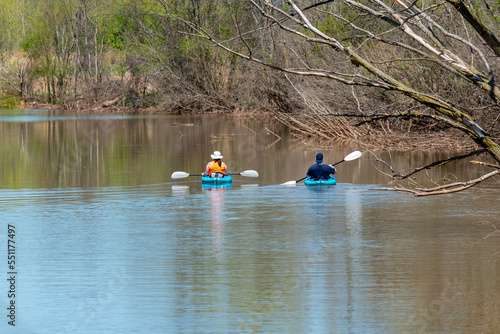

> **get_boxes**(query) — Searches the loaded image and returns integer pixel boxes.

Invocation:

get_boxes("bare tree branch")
[398,149,486,179]
[471,160,500,169]
[445,0,500,57]
[169,0,500,175]
[373,168,499,196]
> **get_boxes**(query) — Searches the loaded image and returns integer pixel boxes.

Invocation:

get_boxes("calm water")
[1,109,500,333]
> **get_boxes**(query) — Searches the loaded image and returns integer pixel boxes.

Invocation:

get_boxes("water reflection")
[344,186,364,332]
[2,109,495,189]
[240,183,259,188]
[2,110,500,333]
[171,185,190,194]
[202,184,233,191]
[204,184,230,261]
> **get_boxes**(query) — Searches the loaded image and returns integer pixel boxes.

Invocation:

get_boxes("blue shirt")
[307,163,336,179]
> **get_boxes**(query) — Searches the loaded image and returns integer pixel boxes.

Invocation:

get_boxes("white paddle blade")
[281,180,297,186]
[344,150,362,161]
[171,171,190,179]
[240,170,259,177]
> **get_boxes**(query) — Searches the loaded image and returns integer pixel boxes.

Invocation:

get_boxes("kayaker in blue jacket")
[307,153,336,179]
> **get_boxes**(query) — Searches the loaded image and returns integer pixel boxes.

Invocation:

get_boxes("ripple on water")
[1,182,500,333]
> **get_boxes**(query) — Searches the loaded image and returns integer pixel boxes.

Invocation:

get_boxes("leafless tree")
[164,0,500,194]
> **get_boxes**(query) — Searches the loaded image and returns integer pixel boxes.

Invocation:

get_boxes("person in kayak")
[306,153,336,180]
[204,151,228,177]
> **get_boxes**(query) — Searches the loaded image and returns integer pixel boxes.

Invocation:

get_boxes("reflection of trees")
[1,118,164,188]
[1,115,291,188]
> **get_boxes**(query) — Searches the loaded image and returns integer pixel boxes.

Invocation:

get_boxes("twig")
[365,147,398,176]
[471,161,500,169]
[471,222,500,247]
[239,123,257,135]
[265,127,281,139]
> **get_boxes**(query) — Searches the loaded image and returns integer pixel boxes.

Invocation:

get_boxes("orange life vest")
[208,161,226,175]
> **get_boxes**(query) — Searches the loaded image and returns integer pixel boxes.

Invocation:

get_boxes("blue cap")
[316,153,323,163]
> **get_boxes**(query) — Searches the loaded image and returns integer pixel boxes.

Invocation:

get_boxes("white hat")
[211,151,223,159]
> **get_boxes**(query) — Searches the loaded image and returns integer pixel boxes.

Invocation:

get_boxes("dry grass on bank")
[274,110,481,152]
[356,128,477,151]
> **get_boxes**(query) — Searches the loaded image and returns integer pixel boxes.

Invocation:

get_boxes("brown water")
[1,109,500,333]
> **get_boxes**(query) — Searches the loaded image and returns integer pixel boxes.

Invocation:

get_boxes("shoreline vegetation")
[13,91,476,152]
[0,87,476,153]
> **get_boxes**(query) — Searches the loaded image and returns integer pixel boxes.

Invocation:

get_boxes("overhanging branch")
[398,149,486,179]
[446,0,500,57]
[372,168,499,196]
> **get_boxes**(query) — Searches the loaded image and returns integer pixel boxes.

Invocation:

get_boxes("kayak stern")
[304,176,337,186]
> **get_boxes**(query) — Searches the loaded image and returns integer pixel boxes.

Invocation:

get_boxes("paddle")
[171,170,259,179]
[281,150,362,186]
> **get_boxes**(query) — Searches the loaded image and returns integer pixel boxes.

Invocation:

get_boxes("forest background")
[0,0,284,113]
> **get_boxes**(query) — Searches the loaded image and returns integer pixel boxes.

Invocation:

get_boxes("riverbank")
[20,98,479,152]
[25,97,274,116]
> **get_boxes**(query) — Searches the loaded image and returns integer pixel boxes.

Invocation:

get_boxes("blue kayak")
[201,174,233,184]
[304,176,337,186]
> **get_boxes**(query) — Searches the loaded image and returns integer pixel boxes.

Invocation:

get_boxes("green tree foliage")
[0,0,25,52]
[0,0,264,108]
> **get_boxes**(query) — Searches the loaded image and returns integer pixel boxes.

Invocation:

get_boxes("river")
[1,109,500,333]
